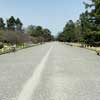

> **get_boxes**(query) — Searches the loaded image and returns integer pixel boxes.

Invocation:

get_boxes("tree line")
[0,16,54,46]
[57,0,100,47]
[0,16,23,31]
[25,25,54,43]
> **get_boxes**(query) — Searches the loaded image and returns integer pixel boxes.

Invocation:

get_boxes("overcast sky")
[0,0,88,35]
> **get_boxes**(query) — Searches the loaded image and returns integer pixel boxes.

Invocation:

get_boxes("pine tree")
[15,18,23,31]
[0,17,5,30]
[7,16,16,30]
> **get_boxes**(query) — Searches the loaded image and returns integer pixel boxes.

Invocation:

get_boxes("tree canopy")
[0,16,54,45]
[57,0,100,47]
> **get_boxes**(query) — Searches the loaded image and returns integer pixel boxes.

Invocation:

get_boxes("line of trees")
[0,16,23,31]
[25,25,54,43]
[0,16,27,45]
[0,16,54,46]
[57,0,100,47]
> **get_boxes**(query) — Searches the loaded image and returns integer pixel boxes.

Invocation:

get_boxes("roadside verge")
[65,42,100,55]
[0,43,44,55]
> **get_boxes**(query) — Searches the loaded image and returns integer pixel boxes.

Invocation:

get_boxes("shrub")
[0,42,3,49]
[1,31,32,45]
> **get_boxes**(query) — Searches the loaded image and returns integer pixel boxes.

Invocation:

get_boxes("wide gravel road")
[0,42,100,100]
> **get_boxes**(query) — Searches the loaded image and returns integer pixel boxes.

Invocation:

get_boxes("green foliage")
[43,29,53,42]
[82,0,100,46]
[34,26,43,37]
[57,20,81,42]
[7,16,16,30]
[0,42,3,49]
[26,25,35,35]
[0,18,5,30]
[7,16,23,31]
[26,25,54,42]
[0,16,54,45]
[57,0,100,47]
[83,32,100,46]
[80,11,91,33]
[16,18,23,31]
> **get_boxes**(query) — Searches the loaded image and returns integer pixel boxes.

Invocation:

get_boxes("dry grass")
[66,42,100,52]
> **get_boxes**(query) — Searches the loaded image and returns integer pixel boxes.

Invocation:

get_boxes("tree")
[26,25,54,43]
[7,16,16,30]
[26,25,36,35]
[79,11,92,44]
[58,20,78,42]
[57,32,66,42]
[82,0,100,46]
[80,11,91,34]
[43,28,53,42]
[0,17,5,30]
[35,26,43,37]
[74,20,82,42]
[27,25,43,37]
[83,0,100,32]
[15,18,23,31]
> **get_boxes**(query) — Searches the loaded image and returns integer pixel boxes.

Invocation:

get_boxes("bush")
[83,32,100,47]
[1,31,32,45]
[93,42,100,47]
[0,42,4,49]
